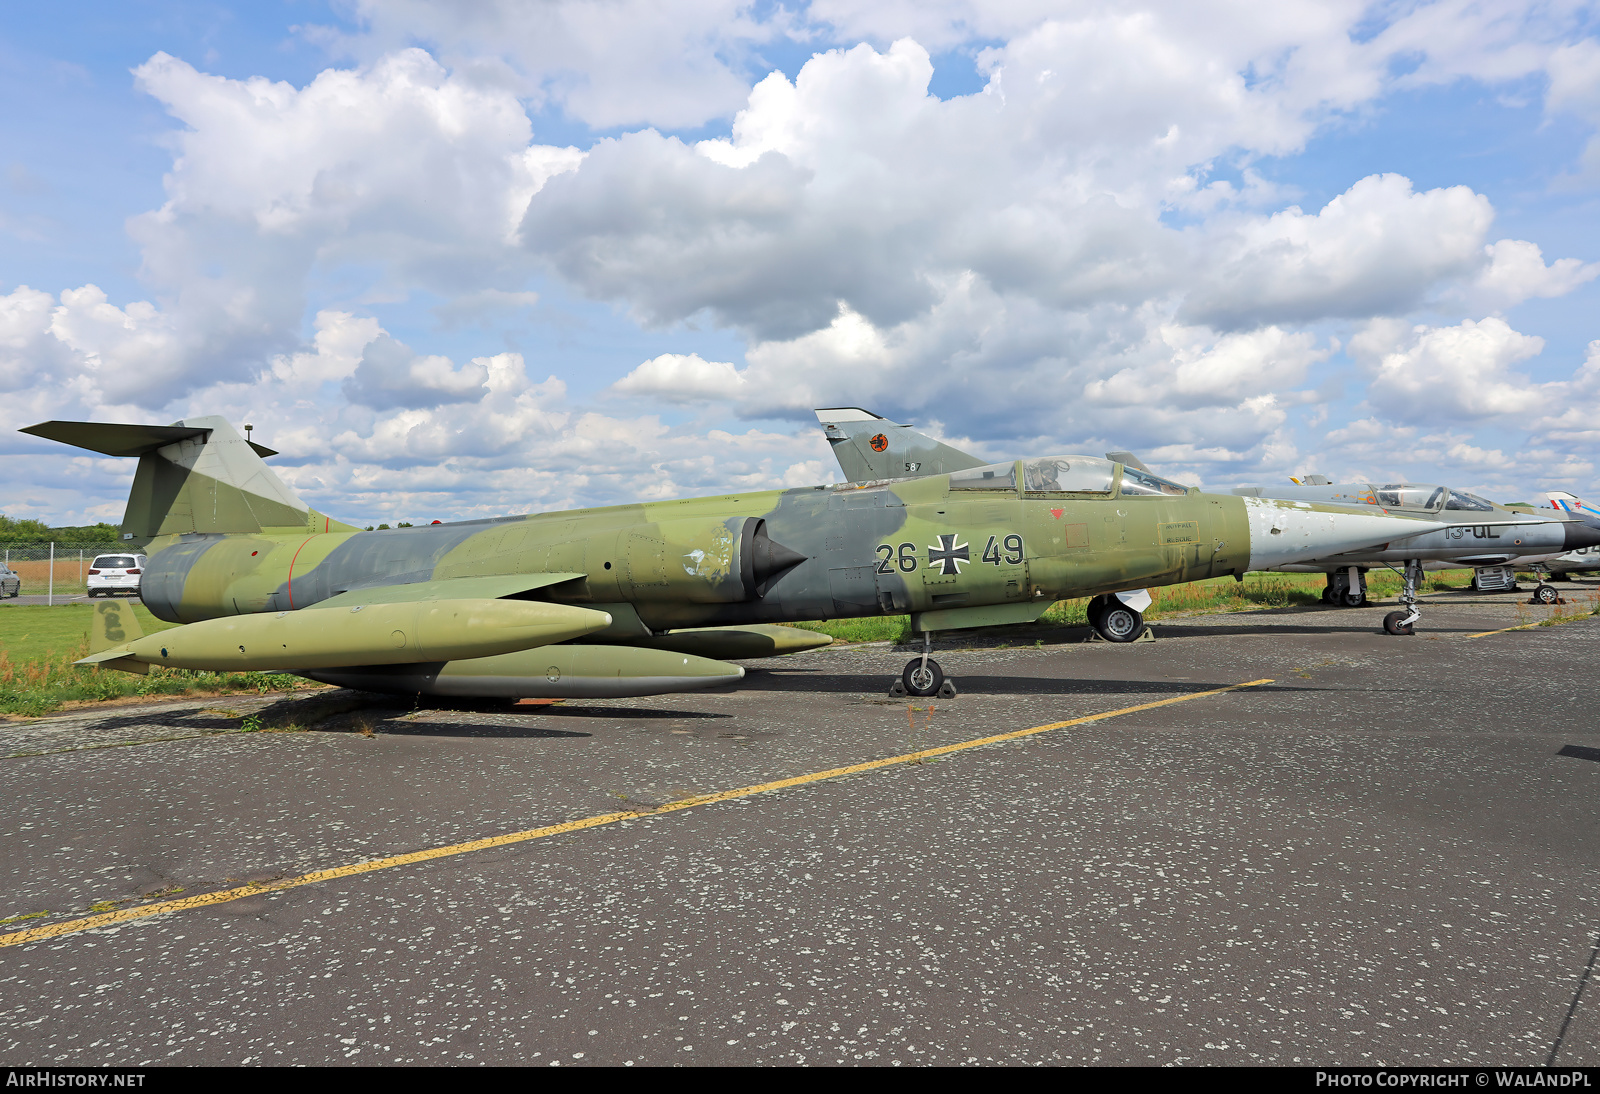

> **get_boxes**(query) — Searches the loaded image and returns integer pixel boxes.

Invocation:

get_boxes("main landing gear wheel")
[1383,611,1415,636]
[901,657,945,698]
[1099,603,1147,642]
[1533,584,1560,604]
[1340,588,1366,608]
[1086,594,1146,642]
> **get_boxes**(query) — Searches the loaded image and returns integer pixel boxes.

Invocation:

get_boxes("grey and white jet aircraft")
[1523,492,1600,580]
[1228,480,1600,630]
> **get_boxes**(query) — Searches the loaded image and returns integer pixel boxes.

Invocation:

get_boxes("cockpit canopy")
[1373,484,1446,511]
[1443,489,1497,512]
[1022,456,1116,494]
[948,456,1190,497]
[1118,465,1190,496]
[948,461,1017,491]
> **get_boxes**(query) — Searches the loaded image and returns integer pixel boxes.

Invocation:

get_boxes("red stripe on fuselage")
[286,535,317,610]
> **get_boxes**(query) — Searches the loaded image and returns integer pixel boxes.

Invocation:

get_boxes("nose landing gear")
[893,631,957,699]
[1382,559,1423,635]
[1528,565,1564,604]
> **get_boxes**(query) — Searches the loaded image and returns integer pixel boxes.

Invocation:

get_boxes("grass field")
[0,602,177,663]
[0,604,311,718]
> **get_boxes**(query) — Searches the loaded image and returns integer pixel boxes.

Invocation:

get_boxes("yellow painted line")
[0,677,1273,949]
[1466,622,1542,638]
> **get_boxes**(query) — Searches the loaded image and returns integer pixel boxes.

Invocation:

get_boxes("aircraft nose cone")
[1562,518,1600,551]
[1244,498,1435,571]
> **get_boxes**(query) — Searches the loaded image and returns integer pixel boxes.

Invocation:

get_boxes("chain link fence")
[1,544,125,600]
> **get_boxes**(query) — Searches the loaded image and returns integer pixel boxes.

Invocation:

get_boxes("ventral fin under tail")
[19,416,357,545]
[80,598,150,675]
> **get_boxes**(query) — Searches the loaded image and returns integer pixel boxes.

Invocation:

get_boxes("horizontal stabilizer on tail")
[20,416,344,542]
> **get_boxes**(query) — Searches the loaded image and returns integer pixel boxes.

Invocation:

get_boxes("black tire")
[1085,594,1111,630]
[1320,584,1334,604]
[1533,584,1559,604]
[1340,588,1366,608]
[1098,604,1146,642]
[902,657,945,698]
[1383,610,1414,636]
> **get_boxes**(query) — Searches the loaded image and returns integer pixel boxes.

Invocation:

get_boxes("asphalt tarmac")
[1,590,1597,1066]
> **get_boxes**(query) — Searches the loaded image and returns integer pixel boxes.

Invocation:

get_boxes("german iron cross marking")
[927,534,969,576]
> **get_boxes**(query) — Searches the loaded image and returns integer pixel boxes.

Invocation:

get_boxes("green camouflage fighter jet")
[24,416,1440,698]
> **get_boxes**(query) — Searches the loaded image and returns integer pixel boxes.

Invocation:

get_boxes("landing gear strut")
[1383,559,1423,635]
[1529,565,1562,604]
[1322,567,1367,607]
[896,631,956,699]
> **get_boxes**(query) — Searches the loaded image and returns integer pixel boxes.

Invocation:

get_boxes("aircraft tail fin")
[813,407,987,483]
[1544,491,1599,516]
[19,416,357,545]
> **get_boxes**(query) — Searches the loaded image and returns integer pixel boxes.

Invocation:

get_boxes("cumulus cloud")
[1466,239,1600,310]
[8,1,1600,521]
[1355,316,1552,422]
[0,286,73,394]
[332,0,789,130]
[1085,325,1327,409]
[610,353,747,402]
[1183,175,1494,328]
[342,334,490,409]
[85,48,585,405]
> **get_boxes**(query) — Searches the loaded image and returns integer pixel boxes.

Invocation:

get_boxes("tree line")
[0,514,122,545]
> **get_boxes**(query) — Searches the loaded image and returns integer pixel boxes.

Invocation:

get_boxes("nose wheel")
[892,632,957,698]
[901,656,945,697]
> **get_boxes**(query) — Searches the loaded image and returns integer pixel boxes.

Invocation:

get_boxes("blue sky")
[4,1,1599,526]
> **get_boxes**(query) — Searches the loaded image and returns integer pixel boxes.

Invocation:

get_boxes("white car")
[87,553,146,598]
